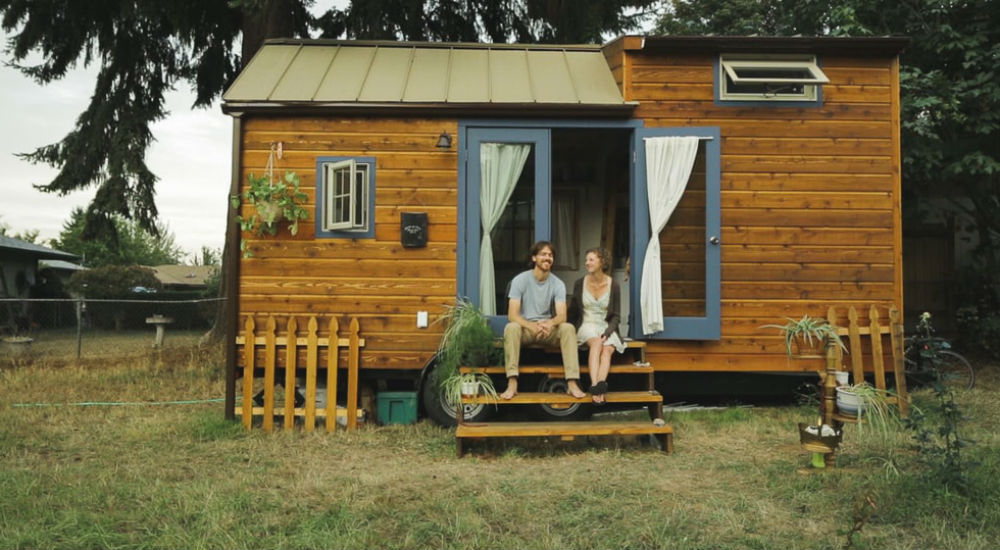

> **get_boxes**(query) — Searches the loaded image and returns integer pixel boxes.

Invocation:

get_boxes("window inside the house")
[719,54,828,102]
[321,159,371,233]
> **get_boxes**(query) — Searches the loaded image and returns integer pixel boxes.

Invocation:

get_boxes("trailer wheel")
[421,367,494,427]
[529,376,593,421]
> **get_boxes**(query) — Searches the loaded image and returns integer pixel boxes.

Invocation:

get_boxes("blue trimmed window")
[316,156,375,239]
[715,54,828,107]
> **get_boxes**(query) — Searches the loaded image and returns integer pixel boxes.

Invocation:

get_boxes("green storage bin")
[376,391,418,425]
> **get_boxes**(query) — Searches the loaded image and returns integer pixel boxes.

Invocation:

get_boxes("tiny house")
[222,35,907,423]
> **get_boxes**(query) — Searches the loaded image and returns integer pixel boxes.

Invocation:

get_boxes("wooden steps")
[456,420,674,456]
[462,390,663,405]
[455,340,674,457]
[460,364,653,376]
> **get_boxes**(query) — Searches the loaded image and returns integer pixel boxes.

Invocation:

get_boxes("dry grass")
[1,337,998,549]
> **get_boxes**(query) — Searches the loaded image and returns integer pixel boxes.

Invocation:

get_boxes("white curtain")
[553,195,578,270]
[480,142,531,315]
[641,136,700,334]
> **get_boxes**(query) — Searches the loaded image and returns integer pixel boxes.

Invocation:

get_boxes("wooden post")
[263,316,277,432]
[326,317,340,433]
[848,307,864,385]
[347,318,360,430]
[241,316,256,429]
[284,317,298,429]
[889,307,910,417]
[869,306,886,391]
[305,316,318,431]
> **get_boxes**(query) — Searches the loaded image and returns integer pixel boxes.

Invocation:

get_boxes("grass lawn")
[1,338,998,549]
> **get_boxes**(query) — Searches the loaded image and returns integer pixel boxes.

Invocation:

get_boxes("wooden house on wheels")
[222,35,907,431]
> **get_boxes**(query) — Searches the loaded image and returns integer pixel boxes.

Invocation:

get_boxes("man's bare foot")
[567,381,587,399]
[500,378,518,400]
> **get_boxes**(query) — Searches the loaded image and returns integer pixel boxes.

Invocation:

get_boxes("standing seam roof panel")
[359,47,413,101]
[488,49,533,103]
[402,48,451,101]
[271,46,337,101]
[314,47,376,101]
[528,50,578,103]
[447,49,489,103]
[565,52,626,104]
[222,45,301,102]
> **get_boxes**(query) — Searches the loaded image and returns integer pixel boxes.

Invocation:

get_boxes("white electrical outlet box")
[416,311,428,328]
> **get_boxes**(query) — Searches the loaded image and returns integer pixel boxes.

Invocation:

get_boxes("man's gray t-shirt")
[508,270,566,321]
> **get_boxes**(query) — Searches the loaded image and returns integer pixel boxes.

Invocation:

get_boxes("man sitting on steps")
[500,240,587,400]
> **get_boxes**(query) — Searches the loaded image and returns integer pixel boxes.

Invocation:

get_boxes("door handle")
[709,236,720,245]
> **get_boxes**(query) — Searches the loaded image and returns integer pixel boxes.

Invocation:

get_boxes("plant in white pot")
[442,371,498,408]
[836,382,900,441]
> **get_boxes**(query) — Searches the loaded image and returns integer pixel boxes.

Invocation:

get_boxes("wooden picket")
[235,315,365,431]
[826,305,909,417]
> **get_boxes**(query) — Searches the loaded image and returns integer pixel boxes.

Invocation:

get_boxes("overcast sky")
[0,2,345,262]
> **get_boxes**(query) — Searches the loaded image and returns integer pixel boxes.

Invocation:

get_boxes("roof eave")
[221,101,639,118]
[635,35,909,57]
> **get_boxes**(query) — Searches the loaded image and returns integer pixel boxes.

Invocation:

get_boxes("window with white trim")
[320,158,372,234]
[718,54,829,102]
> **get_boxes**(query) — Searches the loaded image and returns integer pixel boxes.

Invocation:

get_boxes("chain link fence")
[1,296,226,364]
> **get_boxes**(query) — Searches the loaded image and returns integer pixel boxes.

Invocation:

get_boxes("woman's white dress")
[576,287,626,353]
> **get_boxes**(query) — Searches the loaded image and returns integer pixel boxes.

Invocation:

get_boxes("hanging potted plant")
[231,170,308,257]
[761,315,847,358]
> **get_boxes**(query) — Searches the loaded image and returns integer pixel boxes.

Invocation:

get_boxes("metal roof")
[223,39,630,114]
[0,235,79,261]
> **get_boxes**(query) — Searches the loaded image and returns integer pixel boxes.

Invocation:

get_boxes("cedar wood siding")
[234,45,902,375]
[237,116,459,371]
[621,47,903,372]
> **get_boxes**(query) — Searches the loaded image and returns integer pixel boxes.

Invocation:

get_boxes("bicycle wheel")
[937,350,975,391]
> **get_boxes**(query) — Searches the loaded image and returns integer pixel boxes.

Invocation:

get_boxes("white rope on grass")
[11,398,225,408]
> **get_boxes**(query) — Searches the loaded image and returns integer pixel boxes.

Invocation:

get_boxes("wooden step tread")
[461,390,662,405]
[457,420,673,438]
[494,339,646,349]
[460,364,652,375]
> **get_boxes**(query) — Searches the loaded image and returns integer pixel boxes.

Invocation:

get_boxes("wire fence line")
[1,297,227,361]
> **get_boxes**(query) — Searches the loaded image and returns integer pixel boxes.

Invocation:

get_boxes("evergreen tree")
[53,207,185,267]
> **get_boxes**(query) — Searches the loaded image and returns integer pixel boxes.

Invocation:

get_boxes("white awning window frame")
[721,55,830,85]
[718,54,829,103]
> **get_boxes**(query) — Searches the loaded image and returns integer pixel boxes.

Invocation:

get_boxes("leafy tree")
[0,216,40,244]
[193,246,223,267]
[53,207,185,268]
[66,265,161,298]
[656,0,1000,313]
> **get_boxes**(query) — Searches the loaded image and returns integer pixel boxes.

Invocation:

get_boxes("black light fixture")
[435,131,452,149]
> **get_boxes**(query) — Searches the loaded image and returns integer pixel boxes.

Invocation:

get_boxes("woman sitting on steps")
[569,247,625,405]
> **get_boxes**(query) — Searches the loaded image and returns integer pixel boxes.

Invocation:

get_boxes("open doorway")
[488,128,631,325]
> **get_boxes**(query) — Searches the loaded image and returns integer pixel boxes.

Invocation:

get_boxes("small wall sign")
[400,212,428,248]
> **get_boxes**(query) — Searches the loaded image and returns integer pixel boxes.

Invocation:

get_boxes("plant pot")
[460,380,480,397]
[834,371,849,386]
[791,338,825,358]
[2,336,34,357]
[836,387,865,416]
[256,200,283,224]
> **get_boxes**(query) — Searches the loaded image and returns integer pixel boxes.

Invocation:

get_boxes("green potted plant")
[434,298,503,405]
[762,315,847,357]
[231,171,309,257]
[442,371,499,408]
[836,382,900,441]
